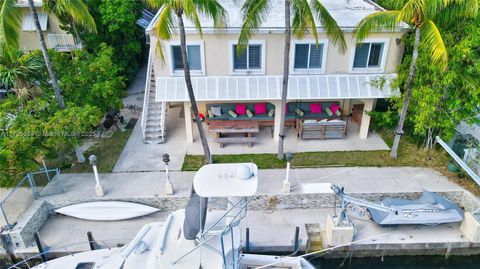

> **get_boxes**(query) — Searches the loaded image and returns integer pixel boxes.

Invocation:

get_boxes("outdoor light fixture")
[284,152,294,192]
[163,153,174,195]
[89,155,104,197]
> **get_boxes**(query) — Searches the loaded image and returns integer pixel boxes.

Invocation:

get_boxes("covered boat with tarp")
[331,185,464,226]
[367,190,464,225]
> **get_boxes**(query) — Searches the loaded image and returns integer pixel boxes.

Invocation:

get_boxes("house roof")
[147,0,407,34]
[155,74,398,102]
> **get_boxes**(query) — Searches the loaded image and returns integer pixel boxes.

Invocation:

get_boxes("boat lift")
[331,184,397,226]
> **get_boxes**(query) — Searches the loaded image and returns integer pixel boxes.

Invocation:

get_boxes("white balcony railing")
[47,34,82,51]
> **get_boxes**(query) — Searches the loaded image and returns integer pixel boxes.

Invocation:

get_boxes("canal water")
[309,255,480,269]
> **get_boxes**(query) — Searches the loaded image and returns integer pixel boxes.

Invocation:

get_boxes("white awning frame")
[156,74,398,102]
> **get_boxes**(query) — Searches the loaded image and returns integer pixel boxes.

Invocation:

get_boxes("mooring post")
[34,232,48,262]
[293,226,300,254]
[245,227,250,253]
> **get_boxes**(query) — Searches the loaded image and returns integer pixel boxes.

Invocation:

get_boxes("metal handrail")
[172,197,252,266]
[141,52,153,141]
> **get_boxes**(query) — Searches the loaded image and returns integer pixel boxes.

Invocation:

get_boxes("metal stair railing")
[141,53,153,142]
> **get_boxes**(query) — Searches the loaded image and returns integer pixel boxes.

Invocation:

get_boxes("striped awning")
[155,74,398,102]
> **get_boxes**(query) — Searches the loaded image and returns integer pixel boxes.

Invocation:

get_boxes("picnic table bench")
[209,121,259,147]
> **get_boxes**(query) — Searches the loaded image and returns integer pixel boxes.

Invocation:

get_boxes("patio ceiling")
[155,74,398,102]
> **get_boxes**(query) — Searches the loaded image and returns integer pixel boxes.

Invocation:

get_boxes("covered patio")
[166,105,389,155]
[154,74,397,150]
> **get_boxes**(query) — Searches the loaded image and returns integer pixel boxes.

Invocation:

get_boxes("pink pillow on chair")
[330,103,340,115]
[310,103,322,114]
[236,103,247,115]
[254,103,267,114]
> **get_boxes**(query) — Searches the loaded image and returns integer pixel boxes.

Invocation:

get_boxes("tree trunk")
[27,0,65,109]
[71,22,84,48]
[177,12,212,164]
[277,0,291,160]
[390,27,421,158]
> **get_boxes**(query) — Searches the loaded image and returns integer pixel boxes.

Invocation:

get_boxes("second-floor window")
[233,44,262,71]
[171,45,202,71]
[353,42,384,69]
[294,43,324,70]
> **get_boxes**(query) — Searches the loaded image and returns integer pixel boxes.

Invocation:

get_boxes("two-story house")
[142,0,406,147]
[16,0,81,52]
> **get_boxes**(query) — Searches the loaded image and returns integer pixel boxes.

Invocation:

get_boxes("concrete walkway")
[46,167,462,202]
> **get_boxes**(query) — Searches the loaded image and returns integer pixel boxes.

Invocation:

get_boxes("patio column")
[273,101,282,142]
[184,102,194,143]
[359,99,374,139]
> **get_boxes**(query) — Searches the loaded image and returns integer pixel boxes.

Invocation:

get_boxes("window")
[353,42,384,69]
[171,45,201,71]
[294,43,324,70]
[233,44,262,71]
[22,13,48,31]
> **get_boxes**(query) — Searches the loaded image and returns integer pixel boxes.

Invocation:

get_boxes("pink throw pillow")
[254,103,267,114]
[330,103,340,115]
[310,103,322,114]
[236,103,247,115]
[285,104,289,113]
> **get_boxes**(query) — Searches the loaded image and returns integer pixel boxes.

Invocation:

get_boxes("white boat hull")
[55,201,160,221]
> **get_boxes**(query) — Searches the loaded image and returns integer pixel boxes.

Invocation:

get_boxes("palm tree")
[43,0,97,48]
[355,0,478,158]
[0,45,45,90]
[26,0,96,109]
[147,0,227,164]
[0,0,96,108]
[238,0,346,160]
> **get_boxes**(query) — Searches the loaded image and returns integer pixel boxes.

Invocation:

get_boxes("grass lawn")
[59,129,133,173]
[182,130,480,196]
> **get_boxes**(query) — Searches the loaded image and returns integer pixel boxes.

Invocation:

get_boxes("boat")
[29,163,314,269]
[368,190,464,225]
[54,201,161,221]
[331,185,464,226]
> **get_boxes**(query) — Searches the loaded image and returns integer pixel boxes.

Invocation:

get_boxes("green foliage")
[0,43,125,185]
[81,0,146,81]
[0,46,45,89]
[384,10,480,143]
[51,44,125,111]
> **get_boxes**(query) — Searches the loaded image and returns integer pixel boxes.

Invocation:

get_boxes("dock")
[2,167,480,263]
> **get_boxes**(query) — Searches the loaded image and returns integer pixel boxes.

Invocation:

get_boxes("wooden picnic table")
[208,121,259,147]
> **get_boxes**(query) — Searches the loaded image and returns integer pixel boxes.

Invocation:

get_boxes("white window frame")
[22,12,48,31]
[350,38,390,74]
[167,40,205,76]
[229,40,266,75]
[290,39,328,74]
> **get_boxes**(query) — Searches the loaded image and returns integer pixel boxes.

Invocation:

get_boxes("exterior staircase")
[142,59,166,144]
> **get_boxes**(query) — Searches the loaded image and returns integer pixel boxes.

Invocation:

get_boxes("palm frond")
[291,0,318,43]
[311,0,346,53]
[147,0,171,9]
[420,20,447,71]
[434,0,478,25]
[398,0,423,24]
[355,11,402,42]
[238,0,270,50]
[153,5,176,63]
[54,0,96,33]
[193,0,227,29]
[0,0,21,49]
[183,0,203,37]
